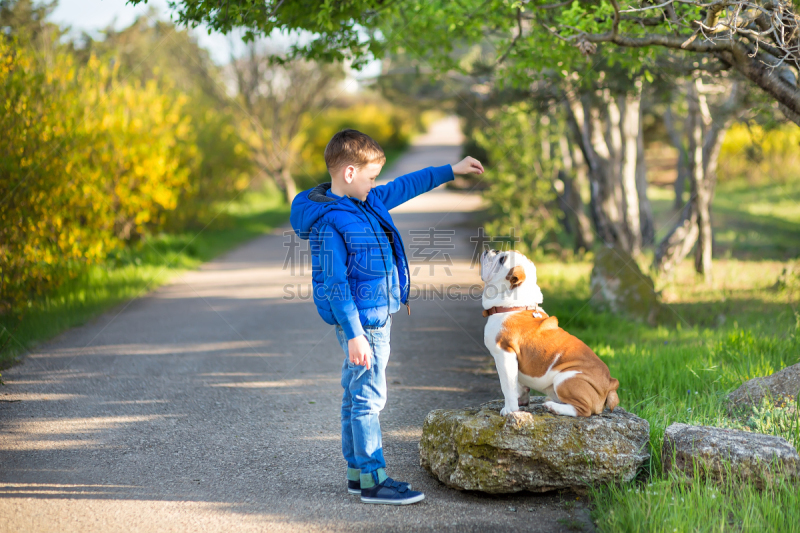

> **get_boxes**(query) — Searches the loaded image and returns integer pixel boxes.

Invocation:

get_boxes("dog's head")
[480,249,543,305]
[480,249,533,288]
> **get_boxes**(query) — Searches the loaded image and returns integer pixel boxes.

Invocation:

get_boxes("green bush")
[472,103,562,256]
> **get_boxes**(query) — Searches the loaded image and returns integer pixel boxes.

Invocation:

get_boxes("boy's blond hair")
[324,129,386,175]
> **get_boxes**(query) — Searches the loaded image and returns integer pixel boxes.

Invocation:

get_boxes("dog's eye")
[499,255,506,265]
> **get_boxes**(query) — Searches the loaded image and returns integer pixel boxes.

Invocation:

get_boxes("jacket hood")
[290,182,361,239]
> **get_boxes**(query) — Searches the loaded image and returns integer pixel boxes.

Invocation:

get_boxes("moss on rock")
[589,244,661,324]
[419,398,650,493]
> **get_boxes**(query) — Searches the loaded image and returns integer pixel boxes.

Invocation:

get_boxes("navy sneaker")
[348,478,411,495]
[361,477,424,505]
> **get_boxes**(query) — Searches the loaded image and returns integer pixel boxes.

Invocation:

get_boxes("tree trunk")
[280,166,297,205]
[556,169,575,236]
[636,98,655,248]
[653,81,740,278]
[558,135,594,251]
[559,136,594,251]
[688,81,712,282]
[653,202,700,275]
[663,105,691,210]
[694,82,739,280]
[653,82,703,276]
[565,88,647,255]
[620,88,643,255]
[589,96,626,249]
[566,93,616,246]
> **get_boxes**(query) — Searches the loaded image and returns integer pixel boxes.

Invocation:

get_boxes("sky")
[49,0,382,79]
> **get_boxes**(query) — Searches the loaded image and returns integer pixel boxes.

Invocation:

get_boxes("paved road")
[0,118,593,532]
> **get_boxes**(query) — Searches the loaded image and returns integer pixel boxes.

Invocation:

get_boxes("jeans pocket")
[373,323,391,342]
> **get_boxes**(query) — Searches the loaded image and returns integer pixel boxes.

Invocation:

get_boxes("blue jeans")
[335,315,392,480]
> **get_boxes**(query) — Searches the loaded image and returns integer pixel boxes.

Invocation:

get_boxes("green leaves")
[555,0,614,36]
[471,102,562,255]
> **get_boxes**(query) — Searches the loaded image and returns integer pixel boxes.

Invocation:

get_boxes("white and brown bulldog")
[480,249,620,417]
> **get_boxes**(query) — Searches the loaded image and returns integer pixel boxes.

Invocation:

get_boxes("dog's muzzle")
[480,249,500,282]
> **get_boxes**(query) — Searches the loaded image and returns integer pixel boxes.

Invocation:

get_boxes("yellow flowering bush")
[0,41,195,313]
[719,124,800,184]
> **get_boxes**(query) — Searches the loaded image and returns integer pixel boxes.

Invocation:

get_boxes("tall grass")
[592,474,800,532]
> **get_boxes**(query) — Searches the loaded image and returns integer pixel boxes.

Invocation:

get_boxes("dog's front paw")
[500,404,519,416]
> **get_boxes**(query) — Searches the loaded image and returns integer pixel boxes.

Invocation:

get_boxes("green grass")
[592,475,800,533]
[0,183,290,370]
[532,259,800,532]
[530,176,800,532]
[648,180,800,261]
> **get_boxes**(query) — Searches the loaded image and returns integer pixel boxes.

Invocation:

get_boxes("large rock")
[589,244,661,324]
[662,423,800,488]
[726,362,800,412]
[418,398,650,493]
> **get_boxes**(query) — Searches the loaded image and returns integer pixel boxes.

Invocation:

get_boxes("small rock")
[661,423,800,488]
[419,397,650,493]
[726,362,800,413]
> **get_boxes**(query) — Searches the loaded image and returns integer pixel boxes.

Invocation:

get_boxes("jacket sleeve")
[371,165,454,211]
[319,223,365,341]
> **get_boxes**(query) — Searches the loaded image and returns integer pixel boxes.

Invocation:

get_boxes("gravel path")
[0,118,594,533]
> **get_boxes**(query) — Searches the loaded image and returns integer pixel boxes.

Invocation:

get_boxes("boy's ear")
[343,164,356,183]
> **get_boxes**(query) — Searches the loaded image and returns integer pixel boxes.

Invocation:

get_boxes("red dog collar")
[482,305,542,317]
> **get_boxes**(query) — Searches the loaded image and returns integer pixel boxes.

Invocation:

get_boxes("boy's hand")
[451,156,484,176]
[348,335,372,370]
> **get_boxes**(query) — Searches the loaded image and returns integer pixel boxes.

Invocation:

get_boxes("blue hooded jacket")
[290,165,454,340]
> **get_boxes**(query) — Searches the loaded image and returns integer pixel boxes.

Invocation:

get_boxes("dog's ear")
[540,316,559,331]
[505,265,526,289]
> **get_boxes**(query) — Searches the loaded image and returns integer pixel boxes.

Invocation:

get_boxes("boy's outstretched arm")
[371,156,484,211]
[319,224,373,369]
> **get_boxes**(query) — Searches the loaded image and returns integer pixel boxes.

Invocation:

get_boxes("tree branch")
[611,0,621,37]
[498,7,524,64]
[585,30,734,52]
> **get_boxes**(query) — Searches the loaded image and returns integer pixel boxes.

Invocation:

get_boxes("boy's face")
[339,162,384,202]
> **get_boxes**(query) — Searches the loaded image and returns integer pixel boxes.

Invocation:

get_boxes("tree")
[377,47,648,255]
[139,0,793,283]
[0,0,61,47]
[131,0,800,125]
[654,76,744,281]
[230,42,343,203]
[561,74,655,256]
[0,39,195,312]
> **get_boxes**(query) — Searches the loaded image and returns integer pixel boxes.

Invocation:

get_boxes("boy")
[290,129,484,505]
